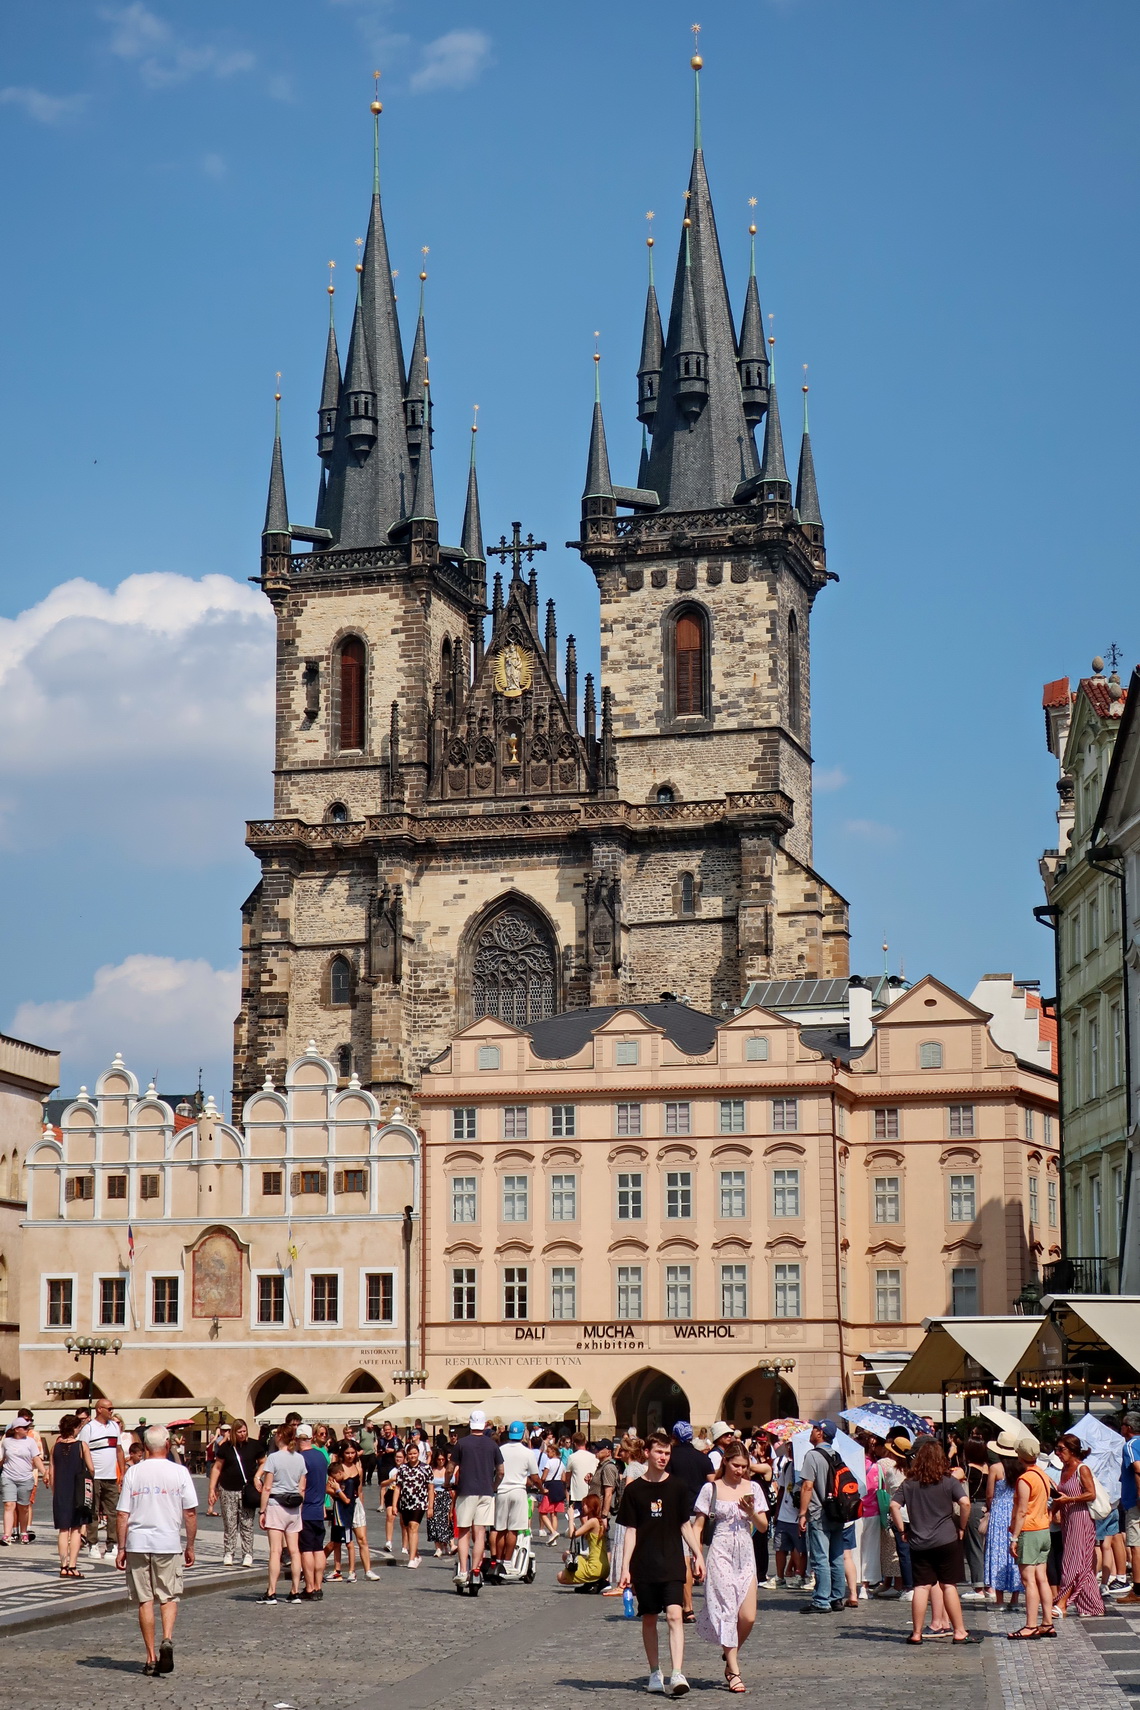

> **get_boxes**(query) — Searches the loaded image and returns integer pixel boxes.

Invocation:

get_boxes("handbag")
[275,1490,303,1510]
[75,1473,95,1526]
[234,1446,260,1511]
[1090,1476,1113,1522]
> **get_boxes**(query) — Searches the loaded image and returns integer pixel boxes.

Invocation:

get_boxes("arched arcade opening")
[612,1368,690,1437]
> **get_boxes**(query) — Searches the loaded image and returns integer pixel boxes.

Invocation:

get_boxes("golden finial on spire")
[327,259,336,296]
[370,68,382,115]
[275,370,282,403]
[419,244,429,282]
[472,403,479,435]
[354,235,364,274]
[646,210,655,248]
[690,21,702,69]
[748,195,757,237]
[593,330,601,366]
[802,362,809,395]
[767,311,775,351]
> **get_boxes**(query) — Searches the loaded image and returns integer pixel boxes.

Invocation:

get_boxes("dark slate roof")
[799,1025,873,1065]
[759,376,789,485]
[583,396,614,500]
[737,272,767,380]
[644,148,758,510]
[460,432,484,562]
[263,415,289,535]
[526,1002,718,1060]
[795,425,822,526]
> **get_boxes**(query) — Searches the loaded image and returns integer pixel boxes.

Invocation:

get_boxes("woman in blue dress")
[983,1450,1022,1605]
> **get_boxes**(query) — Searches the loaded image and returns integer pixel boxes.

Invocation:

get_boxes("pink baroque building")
[419,976,1059,1432]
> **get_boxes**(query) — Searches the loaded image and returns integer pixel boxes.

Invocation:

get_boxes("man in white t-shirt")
[79,1396,125,1558]
[492,1421,540,1569]
[566,1432,598,1520]
[115,1426,198,1677]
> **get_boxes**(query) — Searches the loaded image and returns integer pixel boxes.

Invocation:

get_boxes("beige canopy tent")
[0,1397,228,1431]
[1041,1295,1140,1378]
[888,1317,1053,1395]
[368,1389,576,1429]
[256,1393,393,1428]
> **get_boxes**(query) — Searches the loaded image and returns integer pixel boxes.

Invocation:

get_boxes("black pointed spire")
[565,635,578,730]
[737,220,768,427]
[409,382,436,521]
[317,271,341,460]
[582,351,617,544]
[759,337,790,499]
[645,53,757,510]
[461,415,485,566]
[404,258,430,470]
[637,425,651,490]
[263,392,290,536]
[673,228,709,425]
[637,225,664,427]
[795,382,823,529]
[343,285,377,461]
[492,571,503,623]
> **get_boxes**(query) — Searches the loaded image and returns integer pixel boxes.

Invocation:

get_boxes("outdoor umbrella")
[791,1427,867,1493]
[840,1407,897,1440]
[979,1405,1031,1438]
[762,1417,812,1442]
[861,1399,925,1437]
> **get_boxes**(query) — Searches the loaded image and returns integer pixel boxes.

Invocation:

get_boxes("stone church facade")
[233,66,849,1111]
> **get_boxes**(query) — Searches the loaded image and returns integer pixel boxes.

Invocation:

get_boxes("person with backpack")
[797,1420,859,1614]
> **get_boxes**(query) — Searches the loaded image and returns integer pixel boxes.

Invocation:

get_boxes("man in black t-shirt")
[450,1411,504,1588]
[617,1430,705,1697]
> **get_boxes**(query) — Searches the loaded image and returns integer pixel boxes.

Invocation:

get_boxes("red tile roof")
[1042,677,1071,709]
[1079,677,1128,719]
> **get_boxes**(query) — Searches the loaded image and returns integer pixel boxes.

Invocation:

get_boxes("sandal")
[953,1635,981,1645]
[905,1634,923,1645]
[726,1673,746,1693]
[1006,1627,1041,1641]
[1037,1625,1057,1638]
[682,1611,696,1624]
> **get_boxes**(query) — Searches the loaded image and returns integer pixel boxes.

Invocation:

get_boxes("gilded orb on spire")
[690,21,702,68]
[371,68,382,114]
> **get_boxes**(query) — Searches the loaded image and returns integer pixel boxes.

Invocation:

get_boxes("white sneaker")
[646,1671,665,1695]
[902,1589,914,1602]
[858,1584,868,1600]
[763,1576,780,1589]
[365,1569,380,1580]
[242,1554,254,1568]
[401,1545,409,1556]
[407,1557,421,1568]
[88,1544,102,1560]
[668,1672,690,1698]
[222,1553,233,1566]
[382,1541,394,1554]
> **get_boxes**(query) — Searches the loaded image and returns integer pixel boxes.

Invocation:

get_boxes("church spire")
[264,388,290,536]
[342,277,377,460]
[645,44,757,510]
[317,264,341,459]
[409,382,436,521]
[582,347,616,541]
[324,89,413,548]
[461,410,485,566]
[637,217,664,427]
[759,330,790,501]
[795,377,823,530]
[404,251,430,470]
[737,211,768,427]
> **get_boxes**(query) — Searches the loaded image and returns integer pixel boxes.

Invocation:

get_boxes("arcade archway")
[447,1369,490,1390]
[612,1368,690,1437]
[719,1368,800,1433]
[250,1370,307,1416]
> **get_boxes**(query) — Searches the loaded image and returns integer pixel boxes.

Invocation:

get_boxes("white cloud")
[814,765,848,793]
[11,954,239,1104]
[842,818,898,847]
[0,86,87,124]
[0,571,274,863]
[409,29,492,94]
[101,3,255,88]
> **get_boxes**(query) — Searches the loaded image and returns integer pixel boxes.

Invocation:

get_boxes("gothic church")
[233,62,850,1109]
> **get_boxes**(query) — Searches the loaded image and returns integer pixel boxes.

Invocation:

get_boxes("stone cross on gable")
[487,521,547,582]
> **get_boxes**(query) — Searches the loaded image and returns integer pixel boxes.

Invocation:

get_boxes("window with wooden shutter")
[339,637,366,749]
[674,611,705,716]
[65,1177,76,1203]
[262,1170,283,1195]
[294,1170,326,1195]
[140,1174,161,1200]
[107,1175,127,1200]
[66,1175,94,1202]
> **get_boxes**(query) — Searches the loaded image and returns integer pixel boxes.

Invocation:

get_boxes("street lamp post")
[401,1204,414,1398]
[63,1335,123,1406]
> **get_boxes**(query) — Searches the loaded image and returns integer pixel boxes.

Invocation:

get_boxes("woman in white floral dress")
[693,1442,768,1693]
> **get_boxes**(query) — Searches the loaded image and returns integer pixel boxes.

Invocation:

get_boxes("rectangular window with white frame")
[256,1272,286,1326]
[773,1262,801,1319]
[949,1105,975,1138]
[665,1170,692,1218]
[452,1267,476,1321]
[949,1173,977,1222]
[1112,1005,1123,1084]
[617,1102,642,1137]
[549,1174,577,1222]
[617,1265,643,1318]
[452,1107,477,1141]
[665,1264,692,1318]
[719,1169,746,1219]
[502,1175,529,1222]
[309,1272,341,1326]
[665,1101,691,1136]
[874,1108,899,1140]
[550,1104,576,1138]
[1089,1017,1100,1100]
[950,1266,978,1316]
[451,1176,477,1223]
[1048,1176,1058,1228]
[45,1275,75,1329]
[1024,1107,1035,1141]
[550,1265,576,1320]
[151,1274,181,1327]
[719,1099,745,1134]
[772,1168,800,1219]
[873,1175,900,1223]
[875,1268,902,1322]
[1029,1175,1039,1225]
[1114,1165,1125,1248]
[362,1270,396,1326]
[503,1106,528,1140]
[771,1098,799,1133]
[839,1169,847,1222]
[97,1275,127,1328]
[503,1266,528,1320]
[616,1171,643,1220]
[720,1264,747,1319]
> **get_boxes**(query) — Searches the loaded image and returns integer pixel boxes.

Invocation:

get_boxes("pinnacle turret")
[637,234,664,426]
[758,342,790,499]
[404,269,430,471]
[582,353,616,541]
[795,385,823,530]
[317,286,341,460]
[461,421,485,566]
[737,225,768,427]
[409,383,436,522]
[263,394,290,537]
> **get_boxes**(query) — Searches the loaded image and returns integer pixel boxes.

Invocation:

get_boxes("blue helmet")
[508,1419,525,1441]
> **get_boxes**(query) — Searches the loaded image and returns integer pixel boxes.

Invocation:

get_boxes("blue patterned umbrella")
[861,1399,925,1436]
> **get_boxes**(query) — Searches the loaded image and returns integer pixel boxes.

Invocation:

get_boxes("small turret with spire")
[795,373,824,554]
[737,209,768,427]
[461,408,486,604]
[343,267,378,461]
[758,326,791,508]
[404,249,430,471]
[262,386,291,593]
[406,379,438,567]
[637,216,664,427]
[581,346,616,542]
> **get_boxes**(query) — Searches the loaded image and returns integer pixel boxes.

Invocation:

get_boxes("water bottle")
[623,1587,636,1619]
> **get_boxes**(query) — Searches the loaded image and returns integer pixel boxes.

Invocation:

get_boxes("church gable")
[429,576,592,802]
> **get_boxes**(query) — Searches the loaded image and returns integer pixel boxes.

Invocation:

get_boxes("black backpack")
[819,1448,862,1524]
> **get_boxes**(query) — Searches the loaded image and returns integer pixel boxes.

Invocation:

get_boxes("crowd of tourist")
[4,1397,1140,1685]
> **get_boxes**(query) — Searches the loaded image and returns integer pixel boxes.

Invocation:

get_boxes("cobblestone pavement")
[1081,1609,1140,1709]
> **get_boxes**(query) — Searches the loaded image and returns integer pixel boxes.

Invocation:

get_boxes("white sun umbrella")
[791,1428,867,1494]
[1069,1412,1125,1505]
[839,1407,897,1440]
[979,1404,1033,1438]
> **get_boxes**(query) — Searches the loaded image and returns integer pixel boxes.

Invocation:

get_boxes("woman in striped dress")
[1053,1434,1104,1617]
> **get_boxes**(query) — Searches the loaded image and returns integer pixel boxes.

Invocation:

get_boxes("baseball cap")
[296,1422,313,1439]
[811,1419,838,1443]
[671,1420,693,1442]
[712,1421,733,1440]
[469,1410,486,1430]
[508,1420,525,1441]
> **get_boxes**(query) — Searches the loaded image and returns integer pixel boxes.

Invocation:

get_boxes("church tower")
[234,66,848,1112]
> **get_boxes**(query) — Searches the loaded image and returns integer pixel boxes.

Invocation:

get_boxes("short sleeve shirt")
[78,1419,122,1480]
[116,1458,197,1553]
[1121,1439,1140,1511]
[617,1474,692,1584]
[452,1432,503,1499]
[898,1475,962,1549]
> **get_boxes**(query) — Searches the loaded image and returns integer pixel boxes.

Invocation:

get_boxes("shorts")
[1096,1506,1122,1542]
[1016,1528,1051,1567]
[455,1493,495,1529]
[909,1539,964,1587]
[495,1489,529,1532]
[634,1579,685,1616]
[773,1525,799,1556]
[126,1551,184,1605]
[1125,1506,1140,1549]
[263,1498,302,1535]
[0,1477,32,1505]
[398,1507,425,1525]
[299,1518,326,1553]
[842,1521,858,1551]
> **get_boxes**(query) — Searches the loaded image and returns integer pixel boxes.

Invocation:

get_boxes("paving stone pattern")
[986,1605,1135,1710]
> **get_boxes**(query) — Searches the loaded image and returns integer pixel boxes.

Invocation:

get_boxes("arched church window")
[441,637,453,709]
[673,608,707,718]
[327,801,349,824]
[471,908,557,1029]
[656,785,675,804]
[337,1044,352,1079]
[788,611,802,734]
[338,637,366,750]
[680,872,695,915]
[330,956,352,1007]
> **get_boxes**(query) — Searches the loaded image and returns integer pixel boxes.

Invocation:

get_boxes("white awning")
[256,1393,393,1427]
[367,1390,576,1428]
[0,1398,230,1430]
[1040,1296,1140,1376]
[888,1318,1048,1393]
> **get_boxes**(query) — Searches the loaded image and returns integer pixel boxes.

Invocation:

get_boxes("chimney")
[847,977,873,1049]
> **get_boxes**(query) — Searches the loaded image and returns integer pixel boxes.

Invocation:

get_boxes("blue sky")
[0,0,1137,1105]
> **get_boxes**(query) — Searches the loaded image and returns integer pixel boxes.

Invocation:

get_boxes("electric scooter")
[485,1496,537,1585]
